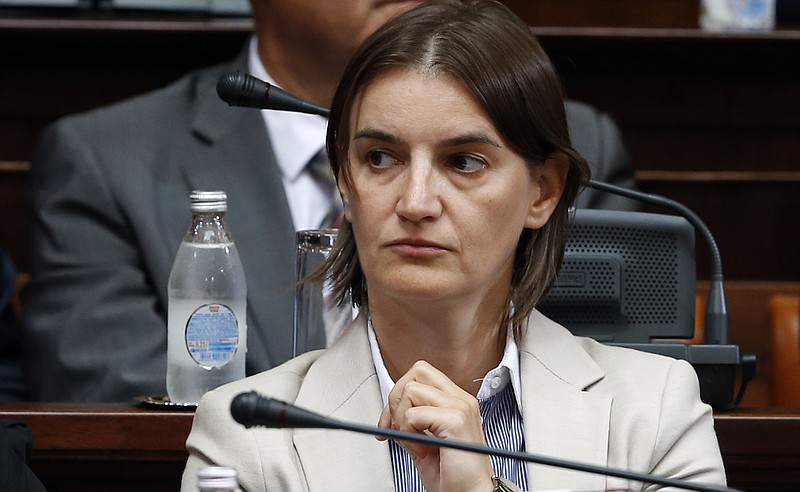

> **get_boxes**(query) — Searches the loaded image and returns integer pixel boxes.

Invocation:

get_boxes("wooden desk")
[0,402,193,492]
[1,403,798,491]
[714,409,800,491]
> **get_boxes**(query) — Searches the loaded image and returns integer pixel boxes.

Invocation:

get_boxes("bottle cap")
[190,190,228,212]
[197,466,237,489]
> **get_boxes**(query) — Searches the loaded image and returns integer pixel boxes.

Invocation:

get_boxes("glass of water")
[293,229,352,357]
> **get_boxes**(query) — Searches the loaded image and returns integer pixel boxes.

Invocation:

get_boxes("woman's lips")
[387,238,449,256]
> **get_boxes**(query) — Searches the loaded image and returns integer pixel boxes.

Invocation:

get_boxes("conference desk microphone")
[230,391,739,492]
[586,181,728,346]
[216,71,331,117]
[584,181,756,410]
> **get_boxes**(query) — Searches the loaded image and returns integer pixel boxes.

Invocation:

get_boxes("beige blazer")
[181,311,726,491]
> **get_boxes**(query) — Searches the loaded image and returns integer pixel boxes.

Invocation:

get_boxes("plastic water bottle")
[197,466,238,491]
[167,190,247,404]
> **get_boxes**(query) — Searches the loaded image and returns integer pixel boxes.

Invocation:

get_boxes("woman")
[181,1,726,491]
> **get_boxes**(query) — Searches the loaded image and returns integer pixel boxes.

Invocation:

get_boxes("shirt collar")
[247,36,328,182]
[367,319,523,410]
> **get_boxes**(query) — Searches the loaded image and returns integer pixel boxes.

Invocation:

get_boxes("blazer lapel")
[292,317,395,491]
[520,311,612,491]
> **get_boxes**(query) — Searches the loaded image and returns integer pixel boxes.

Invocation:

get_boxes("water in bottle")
[167,191,247,404]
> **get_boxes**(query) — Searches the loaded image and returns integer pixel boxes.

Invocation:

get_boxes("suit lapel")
[520,311,612,491]
[292,318,394,491]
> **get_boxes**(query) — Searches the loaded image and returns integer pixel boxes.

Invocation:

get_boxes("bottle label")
[184,303,240,368]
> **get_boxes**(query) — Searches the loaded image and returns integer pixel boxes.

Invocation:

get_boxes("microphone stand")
[585,181,755,410]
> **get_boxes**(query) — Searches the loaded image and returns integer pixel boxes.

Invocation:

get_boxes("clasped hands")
[376,360,495,492]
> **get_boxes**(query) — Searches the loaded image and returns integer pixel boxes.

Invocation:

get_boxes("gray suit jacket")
[181,312,726,491]
[22,47,636,402]
[23,50,298,400]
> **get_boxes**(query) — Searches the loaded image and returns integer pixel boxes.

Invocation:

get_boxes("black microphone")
[216,71,331,117]
[230,391,739,492]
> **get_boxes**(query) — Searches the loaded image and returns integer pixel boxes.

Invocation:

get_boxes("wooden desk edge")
[0,402,194,453]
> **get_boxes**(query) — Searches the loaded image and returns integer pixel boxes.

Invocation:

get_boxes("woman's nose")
[395,163,443,222]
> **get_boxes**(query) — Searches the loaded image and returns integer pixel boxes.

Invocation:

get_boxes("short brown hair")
[320,0,589,337]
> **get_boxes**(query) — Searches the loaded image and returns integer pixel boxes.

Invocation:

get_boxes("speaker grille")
[538,209,696,343]
[570,225,679,324]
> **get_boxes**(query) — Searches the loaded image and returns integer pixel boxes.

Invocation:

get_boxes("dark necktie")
[306,150,342,229]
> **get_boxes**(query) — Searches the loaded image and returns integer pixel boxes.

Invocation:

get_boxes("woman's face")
[341,68,552,308]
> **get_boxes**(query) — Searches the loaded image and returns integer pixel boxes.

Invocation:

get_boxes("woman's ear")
[524,151,569,230]
[338,168,353,222]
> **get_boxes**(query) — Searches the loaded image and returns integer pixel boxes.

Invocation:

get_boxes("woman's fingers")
[375,360,494,492]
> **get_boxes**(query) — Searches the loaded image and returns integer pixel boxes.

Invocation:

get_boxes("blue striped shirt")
[367,323,528,492]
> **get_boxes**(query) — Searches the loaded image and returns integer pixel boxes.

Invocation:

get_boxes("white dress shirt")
[247,36,332,231]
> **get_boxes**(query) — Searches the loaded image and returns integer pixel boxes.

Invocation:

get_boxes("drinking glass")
[293,229,352,357]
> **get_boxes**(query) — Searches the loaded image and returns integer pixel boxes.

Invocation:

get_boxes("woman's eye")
[449,154,485,173]
[366,150,398,169]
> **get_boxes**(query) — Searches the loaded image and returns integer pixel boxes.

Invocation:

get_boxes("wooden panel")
[714,409,800,491]
[0,16,249,160]
[638,178,800,281]
[0,163,29,273]
[536,30,800,174]
[0,403,193,492]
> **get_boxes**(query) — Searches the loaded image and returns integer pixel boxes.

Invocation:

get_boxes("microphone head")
[216,71,331,117]
[216,71,267,109]
[230,391,337,430]
[230,391,262,428]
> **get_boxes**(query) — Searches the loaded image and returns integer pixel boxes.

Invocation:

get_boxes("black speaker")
[539,209,696,343]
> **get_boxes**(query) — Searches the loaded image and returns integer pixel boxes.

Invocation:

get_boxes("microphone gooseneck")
[216,71,331,117]
[230,392,739,492]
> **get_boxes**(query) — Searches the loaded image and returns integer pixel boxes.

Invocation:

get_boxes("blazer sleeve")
[646,359,727,488]
[182,390,265,492]
[23,118,169,401]
[182,377,310,492]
